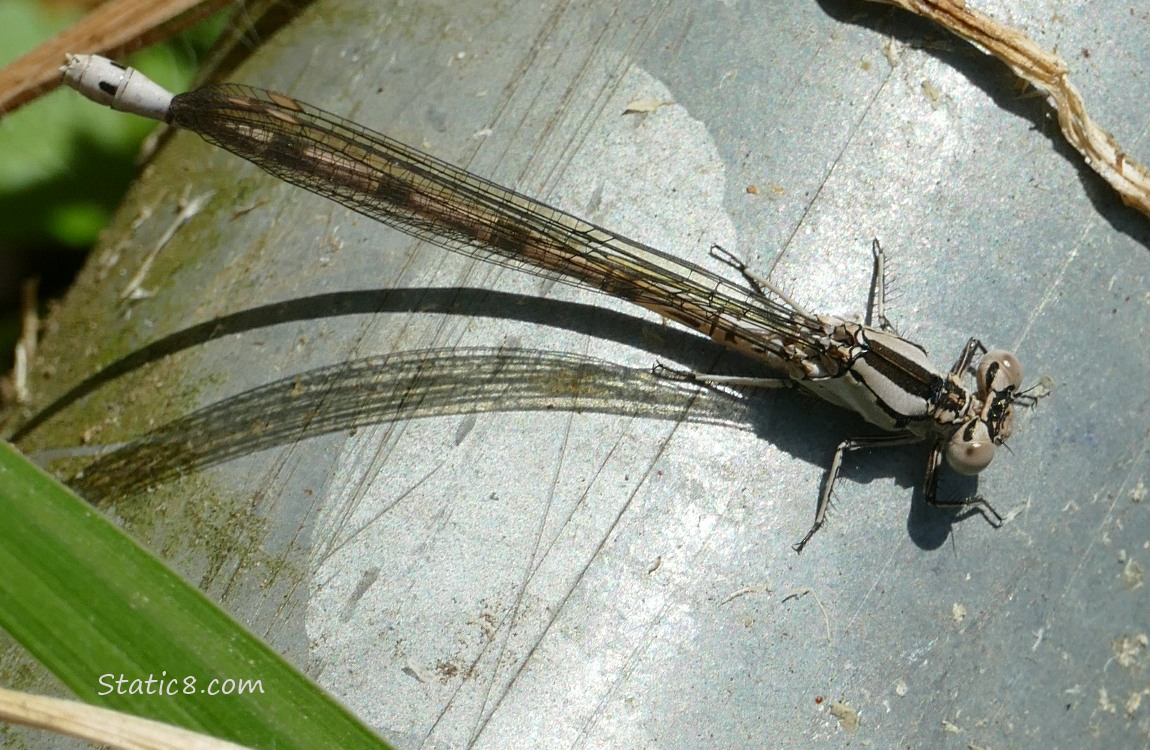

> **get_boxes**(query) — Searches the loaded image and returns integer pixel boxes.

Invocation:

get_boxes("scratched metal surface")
[17,0,1150,747]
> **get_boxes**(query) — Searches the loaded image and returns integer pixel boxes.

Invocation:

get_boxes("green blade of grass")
[0,440,392,749]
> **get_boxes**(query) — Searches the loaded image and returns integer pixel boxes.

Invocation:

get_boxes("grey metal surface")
[17,0,1150,747]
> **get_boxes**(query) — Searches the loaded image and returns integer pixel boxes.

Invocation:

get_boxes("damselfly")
[59,53,1032,551]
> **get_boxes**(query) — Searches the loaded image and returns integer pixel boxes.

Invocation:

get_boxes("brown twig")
[0,685,254,749]
[0,0,232,116]
[868,0,1150,219]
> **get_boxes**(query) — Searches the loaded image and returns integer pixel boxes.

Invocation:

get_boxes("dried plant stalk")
[870,0,1150,219]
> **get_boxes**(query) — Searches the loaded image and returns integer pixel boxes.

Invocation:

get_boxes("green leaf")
[0,440,393,750]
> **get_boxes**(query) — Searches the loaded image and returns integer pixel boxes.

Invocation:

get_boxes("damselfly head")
[948,349,1025,475]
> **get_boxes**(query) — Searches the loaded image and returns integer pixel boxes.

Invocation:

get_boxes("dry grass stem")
[870,0,1150,218]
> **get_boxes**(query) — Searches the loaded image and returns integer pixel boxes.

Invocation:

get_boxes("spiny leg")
[650,361,791,390]
[709,244,813,317]
[867,239,895,331]
[947,337,988,379]
[793,431,924,553]
[711,241,897,331]
[647,243,810,390]
[922,442,1005,526]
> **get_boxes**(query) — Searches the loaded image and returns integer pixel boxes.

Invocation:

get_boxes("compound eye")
[977,350,1023,394]
[946,420,996,475]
